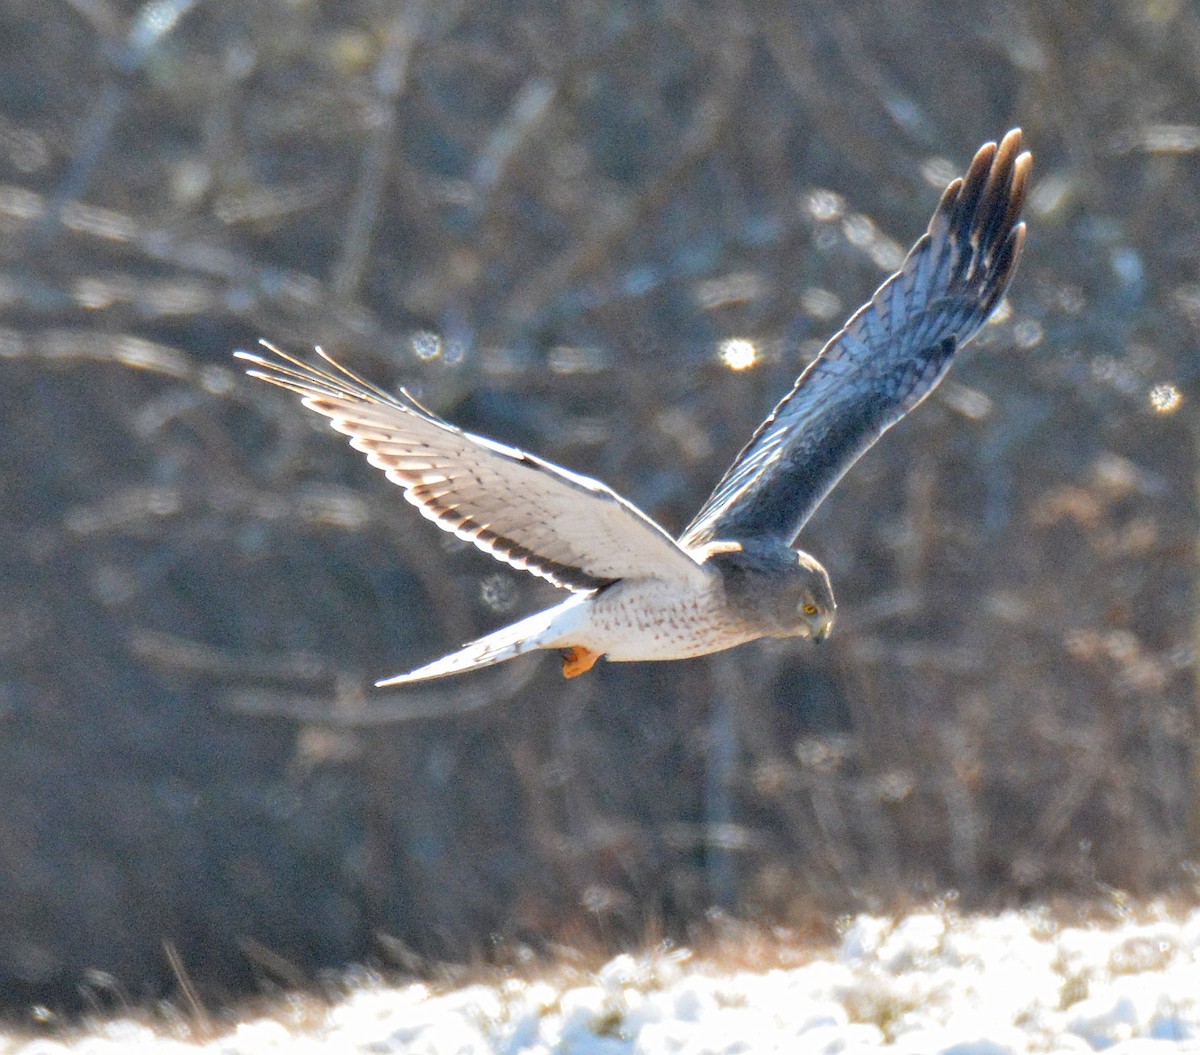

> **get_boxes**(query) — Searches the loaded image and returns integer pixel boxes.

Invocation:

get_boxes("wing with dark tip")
[680,129,1031,549]
[238,342,709,594]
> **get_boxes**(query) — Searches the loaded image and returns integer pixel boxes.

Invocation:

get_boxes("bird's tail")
[375,603,575,686]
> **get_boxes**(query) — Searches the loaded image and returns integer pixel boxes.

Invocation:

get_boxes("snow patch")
[9,905,1200,1053]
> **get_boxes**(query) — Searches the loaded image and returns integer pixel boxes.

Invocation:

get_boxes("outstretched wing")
[238,342,708,593]
[680,129,1031,549]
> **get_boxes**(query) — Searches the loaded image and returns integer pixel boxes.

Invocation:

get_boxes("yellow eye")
[802,604,819,616]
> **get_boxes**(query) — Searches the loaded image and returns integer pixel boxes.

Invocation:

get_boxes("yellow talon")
[561,646,601,678]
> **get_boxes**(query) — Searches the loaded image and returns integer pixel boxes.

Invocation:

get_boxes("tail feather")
[375,606,568,686]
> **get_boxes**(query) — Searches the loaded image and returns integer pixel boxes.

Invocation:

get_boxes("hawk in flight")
[238,130,1030,685]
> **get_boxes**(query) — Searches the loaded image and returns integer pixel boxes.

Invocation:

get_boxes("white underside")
[565,577,758,660]
[378,574,761,685]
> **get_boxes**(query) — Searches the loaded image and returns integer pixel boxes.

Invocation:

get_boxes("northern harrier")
[238,130,1030,685]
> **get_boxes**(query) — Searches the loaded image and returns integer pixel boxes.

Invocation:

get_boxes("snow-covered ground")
[9,904,1200,1054]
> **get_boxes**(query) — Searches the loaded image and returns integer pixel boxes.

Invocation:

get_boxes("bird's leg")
[561,645,601,678]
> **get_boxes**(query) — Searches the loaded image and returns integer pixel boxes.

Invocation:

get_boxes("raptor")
[238,130,1030,685]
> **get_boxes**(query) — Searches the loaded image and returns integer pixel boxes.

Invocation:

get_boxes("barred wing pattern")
[680,129,1031,549]
[237,343,709,594]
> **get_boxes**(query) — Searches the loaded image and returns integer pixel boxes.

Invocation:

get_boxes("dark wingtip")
[948,137,999,233]
[934,128,1032,302]
[944,130,1029,235]
[974,130,1028,250]
[996,146,1033,255]
[981,221,1027,318]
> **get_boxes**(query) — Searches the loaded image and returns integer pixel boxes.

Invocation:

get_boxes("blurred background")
[1,0,1196,1013]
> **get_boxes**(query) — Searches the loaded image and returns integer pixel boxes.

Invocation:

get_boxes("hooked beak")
[812,618,833,645]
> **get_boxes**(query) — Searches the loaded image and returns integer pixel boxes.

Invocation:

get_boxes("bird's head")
[699,539,836,643]
[791,549,836,643]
